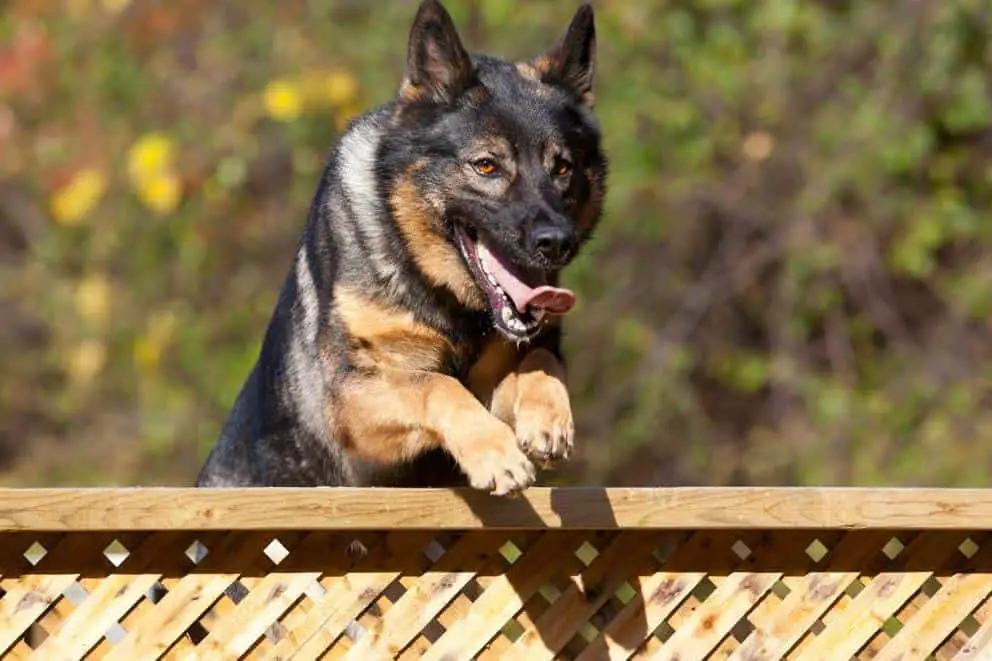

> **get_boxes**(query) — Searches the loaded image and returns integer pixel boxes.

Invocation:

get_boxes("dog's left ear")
[532,3,596,106]
[401,0,476,105]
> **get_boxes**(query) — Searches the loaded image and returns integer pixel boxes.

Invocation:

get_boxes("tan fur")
[334,286,451,372]
[398,79,424,103]
[516,61,540,80]
[390,173,486,310]
[466,336,522,405]
[490,347,574,467]
[334,369,535,494]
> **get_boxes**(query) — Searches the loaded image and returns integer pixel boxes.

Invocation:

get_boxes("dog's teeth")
[531,309,546,322]
[501,307,512,324]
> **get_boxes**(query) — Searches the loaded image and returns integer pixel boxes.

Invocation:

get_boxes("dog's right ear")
[401,0,476,105]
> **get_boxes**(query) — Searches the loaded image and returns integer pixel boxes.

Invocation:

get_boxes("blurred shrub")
[1,0,990,487]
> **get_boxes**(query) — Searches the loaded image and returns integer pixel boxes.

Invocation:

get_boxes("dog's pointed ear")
[401,0,476,104]
[531,3,596,106]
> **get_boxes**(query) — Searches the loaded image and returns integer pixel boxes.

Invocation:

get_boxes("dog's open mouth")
[455,225,576,341]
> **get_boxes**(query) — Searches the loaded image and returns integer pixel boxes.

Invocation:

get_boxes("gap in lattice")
[882,615,903,637]
[732,539,752,561]
[577,621,599,643]
[226,580,250,606]
[63,580,89,605]
[421,619,446,643]
[25,623,49,649]
[921,576,943,597]
[105,622,127,645]
[500,617,526,643]
[575,540,599,566]
[771,579,791,600]
[23,541,47,566]
[846,579,866,599]
[882,536,905,560]
[383,576,407,604]
[810,618,826,635]
[498,539,523,565]
[424,538,447,563]
[960,537,980,559]
[959,613,982,637]
[805,538,829,564]
[462,577,483,601]
[731,614,755,642]
[263,538,290,565]
[185,539,209,565]
[304,577,327,603]
[615,580,637,605]
[652,620,676,643]
[103,538,130,567]
[692,576,717,602]
[538,580,562,605]
[344,620,366,643]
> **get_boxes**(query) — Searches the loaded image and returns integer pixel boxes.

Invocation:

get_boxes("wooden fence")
[1,487,992,660]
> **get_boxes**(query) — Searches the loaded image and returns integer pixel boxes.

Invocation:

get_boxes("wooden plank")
[648,531,815,660]
[263,531,436,660]
[729,531,894,660]
[3,487,992,531]
[0,532,116,656]
[35,532,195,660]
[344,531,509,659]
[505,531,667,658]
[953,596,992,660]
[423,531,589,661]
[185,532,341,659]
[574,531,724,661]
[102,531,278,661]
[798,531,968,660]
[873,541,992,661]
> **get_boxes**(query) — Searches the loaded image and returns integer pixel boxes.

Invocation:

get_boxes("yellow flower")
[127,132,174,184]
[263,80,302,122]
[50,169,107,227]
[67,339,107,384]
[74,274,112,325]
[325,71,358,106]
[137,173,182,215]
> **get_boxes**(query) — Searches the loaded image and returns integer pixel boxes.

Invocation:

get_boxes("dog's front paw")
[515,387,575,470]
[457,423,536,496]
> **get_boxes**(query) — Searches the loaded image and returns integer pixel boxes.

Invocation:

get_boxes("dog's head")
[384,0,607,342]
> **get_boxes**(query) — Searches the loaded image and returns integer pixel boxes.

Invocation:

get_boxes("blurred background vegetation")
[2,0,991,488]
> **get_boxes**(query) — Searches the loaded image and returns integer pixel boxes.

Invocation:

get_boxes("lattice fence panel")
[2,528,992,659]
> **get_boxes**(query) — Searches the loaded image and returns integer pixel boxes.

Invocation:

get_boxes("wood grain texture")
[1,487,992,531]
[1,527,991,658]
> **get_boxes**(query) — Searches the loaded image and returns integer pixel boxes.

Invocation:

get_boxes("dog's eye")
[472,158,500,177]
[552,157,573,177]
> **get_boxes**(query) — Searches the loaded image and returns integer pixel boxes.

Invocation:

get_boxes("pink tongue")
[481,243,576,315]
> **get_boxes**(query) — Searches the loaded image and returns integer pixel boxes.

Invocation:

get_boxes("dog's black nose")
[531,225,574,263]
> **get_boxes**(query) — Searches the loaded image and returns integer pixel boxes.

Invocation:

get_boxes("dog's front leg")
[490,348,574,469]
[335,369,535,495]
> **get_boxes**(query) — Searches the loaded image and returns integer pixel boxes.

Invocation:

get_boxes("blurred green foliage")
[2,0,991,487]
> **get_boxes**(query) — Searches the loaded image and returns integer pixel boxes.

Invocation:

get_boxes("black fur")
[196,0,607,489]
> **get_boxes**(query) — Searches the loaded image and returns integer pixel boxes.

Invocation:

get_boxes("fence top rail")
[0,486,989,531]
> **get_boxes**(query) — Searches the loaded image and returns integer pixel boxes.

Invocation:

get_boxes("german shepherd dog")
[196,0,607,495]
